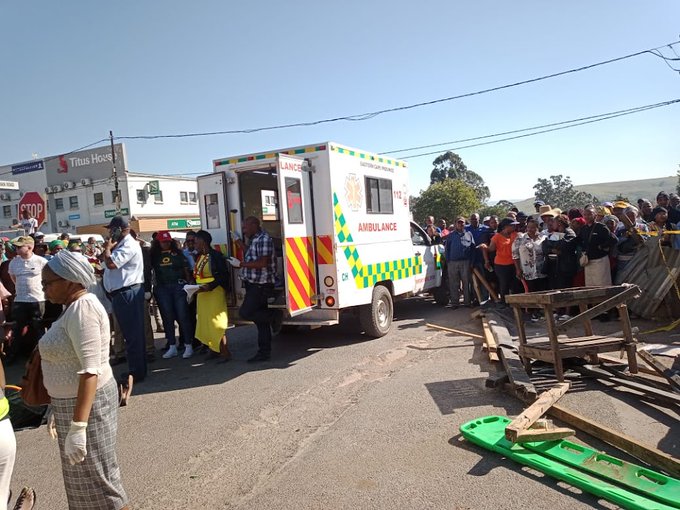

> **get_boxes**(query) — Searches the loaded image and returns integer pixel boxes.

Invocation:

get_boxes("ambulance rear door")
[276,154,318,317]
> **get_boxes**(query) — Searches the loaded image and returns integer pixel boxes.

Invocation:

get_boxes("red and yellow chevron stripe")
[285,236,317,312]
[315,235,333,265]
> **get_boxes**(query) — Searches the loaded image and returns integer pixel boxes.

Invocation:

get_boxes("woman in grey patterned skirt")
[40,251,128,510]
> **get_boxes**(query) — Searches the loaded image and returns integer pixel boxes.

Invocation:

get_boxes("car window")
[411,227,428,246]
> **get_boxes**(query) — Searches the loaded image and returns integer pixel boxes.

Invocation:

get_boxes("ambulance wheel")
[360,285,393,338]
[433,286,449,306]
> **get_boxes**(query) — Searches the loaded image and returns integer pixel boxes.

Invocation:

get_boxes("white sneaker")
[558,314,571,321]
[163,345,178,359]
[182,345,194,359]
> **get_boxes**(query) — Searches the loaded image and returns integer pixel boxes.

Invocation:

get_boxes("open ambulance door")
[276,154,318,317]
[197,172,236,304]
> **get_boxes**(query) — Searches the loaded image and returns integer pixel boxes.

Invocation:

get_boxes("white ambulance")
[197,142,447,337]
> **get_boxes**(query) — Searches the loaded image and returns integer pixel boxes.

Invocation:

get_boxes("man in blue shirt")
[465,213,491,302]
[445,217,475,308]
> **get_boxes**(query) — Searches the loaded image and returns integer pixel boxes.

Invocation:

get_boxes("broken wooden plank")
[514,427,575,443]
[498,346,537,400]
[637,349,680,393]
[480,317,499,361]
[557,285,640,331]
[505,383,570,442]
[425,323,484,340]
[471,267,499,302]
[547,403,680,478]
[574,365,680,407]
[597,354,659,378]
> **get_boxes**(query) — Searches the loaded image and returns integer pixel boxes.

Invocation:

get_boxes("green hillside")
[511,175,677,212]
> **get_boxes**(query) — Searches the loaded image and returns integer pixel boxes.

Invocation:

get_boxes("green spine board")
[523,436,680,507]
[460,416,680,510]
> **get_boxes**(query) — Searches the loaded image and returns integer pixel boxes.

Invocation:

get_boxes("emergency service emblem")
[344,174,362,212]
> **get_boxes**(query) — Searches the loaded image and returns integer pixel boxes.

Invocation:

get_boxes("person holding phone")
[102,216,146,394]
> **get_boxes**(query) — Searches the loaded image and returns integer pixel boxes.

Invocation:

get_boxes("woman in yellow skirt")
[193,230,231,362]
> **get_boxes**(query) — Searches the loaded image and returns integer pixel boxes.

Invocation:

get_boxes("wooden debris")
[574,365,680,407]
[637,349,680,393]
[471,267,499,302]
[513,427,576,443]
[556,285,640,331]
[505,383,571,442]
[480,317,499,361]
[547,404,680,478]
[597,354,660,378]
[425,323,484,340]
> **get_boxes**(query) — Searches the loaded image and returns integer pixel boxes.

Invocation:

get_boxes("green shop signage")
[167,218,201,229]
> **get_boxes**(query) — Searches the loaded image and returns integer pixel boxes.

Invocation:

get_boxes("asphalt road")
[8,298,676,509]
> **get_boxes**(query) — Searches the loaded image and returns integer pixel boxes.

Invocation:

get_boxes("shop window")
[180,191,188,204]
[55,198,64,210]
[154,191,164,204]
[69,196,79,209]
[189,192,197,204]
[93,192,104,206]
[365,177,393,214]
[2,206,10,218]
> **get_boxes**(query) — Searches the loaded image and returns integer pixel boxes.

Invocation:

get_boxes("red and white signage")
[18,192,46,228]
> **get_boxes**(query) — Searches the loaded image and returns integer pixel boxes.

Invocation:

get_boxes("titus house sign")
[167,218,201,229]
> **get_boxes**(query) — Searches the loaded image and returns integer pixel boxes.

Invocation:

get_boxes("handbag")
[20,347,51,407]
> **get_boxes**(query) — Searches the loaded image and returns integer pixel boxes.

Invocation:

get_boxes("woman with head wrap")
[39,251,129,510]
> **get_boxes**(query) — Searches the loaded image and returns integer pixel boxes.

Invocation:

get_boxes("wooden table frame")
[505,285,640,381]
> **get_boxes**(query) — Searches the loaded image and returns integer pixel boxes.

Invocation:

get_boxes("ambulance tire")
[433,285,449,306]
[360,285,393,338]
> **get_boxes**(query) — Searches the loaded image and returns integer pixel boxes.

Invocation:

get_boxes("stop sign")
[18,192,46,228]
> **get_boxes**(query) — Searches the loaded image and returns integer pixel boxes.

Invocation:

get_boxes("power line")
[114,39,680,141]
[398,98,680,159]
[383,100,678,155]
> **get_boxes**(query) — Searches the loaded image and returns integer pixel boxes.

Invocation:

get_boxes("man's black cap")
[104,216,129,229]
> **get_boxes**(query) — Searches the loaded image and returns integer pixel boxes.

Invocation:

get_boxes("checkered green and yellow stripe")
[330,144,407,168]
[214,145,327,167]
[333,193,421,288]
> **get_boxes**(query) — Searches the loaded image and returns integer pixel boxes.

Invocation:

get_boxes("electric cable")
[384,99,679,155]
[399,98,680,159]
[113,39,680,140]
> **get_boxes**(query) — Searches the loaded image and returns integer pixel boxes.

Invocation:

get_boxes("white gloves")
[65,421,88,465]
[230,231,241,241]
[144,292,152,300]
[46,408,57,440]
[228,257,241,268]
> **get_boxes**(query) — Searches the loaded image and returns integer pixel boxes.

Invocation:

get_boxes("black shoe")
[248,352,270,363]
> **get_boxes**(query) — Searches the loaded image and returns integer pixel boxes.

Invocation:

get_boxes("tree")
[412,179,481,225]
[533,175,594,211]
[478,200,515,219]
[429,152,490,203]
[676,167,680,195]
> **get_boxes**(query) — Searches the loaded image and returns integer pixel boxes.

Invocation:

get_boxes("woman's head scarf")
[47,250,96,288]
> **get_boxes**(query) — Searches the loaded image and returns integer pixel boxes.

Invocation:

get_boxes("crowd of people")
[429,190,679,321]
[0,212,279,509]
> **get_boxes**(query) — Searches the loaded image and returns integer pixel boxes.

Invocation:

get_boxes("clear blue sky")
[1,1,678,202]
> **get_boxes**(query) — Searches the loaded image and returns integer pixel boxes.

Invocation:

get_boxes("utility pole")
[110,130,120,214]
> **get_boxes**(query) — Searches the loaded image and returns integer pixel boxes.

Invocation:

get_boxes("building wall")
[0,143,200,234]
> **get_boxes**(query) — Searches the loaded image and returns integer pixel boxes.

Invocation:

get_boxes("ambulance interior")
[238,169,286,305]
